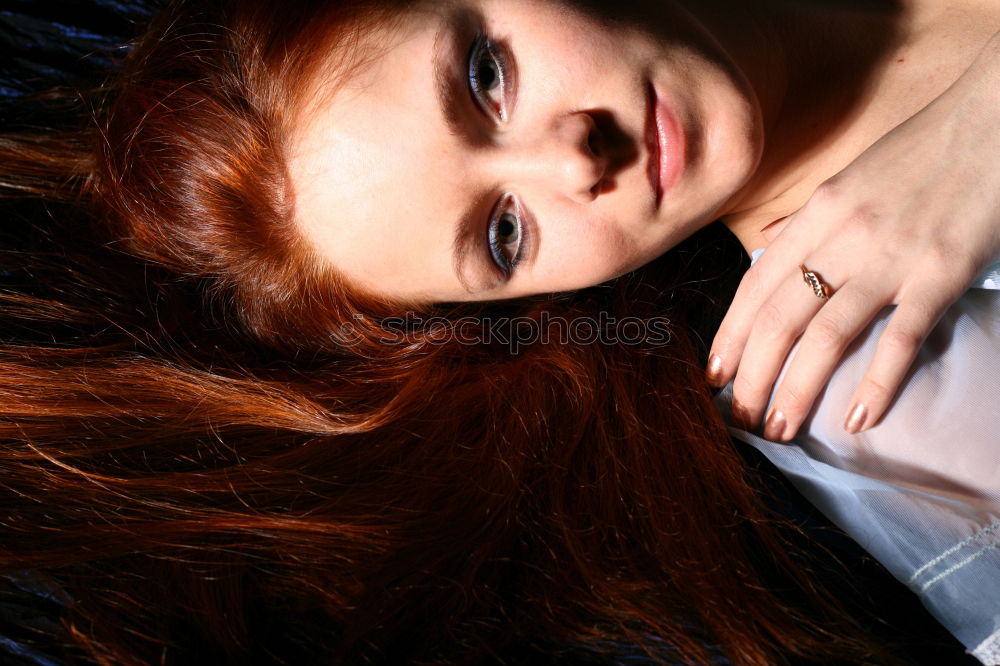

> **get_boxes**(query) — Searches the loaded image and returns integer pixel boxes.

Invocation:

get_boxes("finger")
[729,267,830,430]
[707,240,814,388]
[760,215,792,243]
[761,279,888,441]
[841,297,952,434]
[707,261,770,388]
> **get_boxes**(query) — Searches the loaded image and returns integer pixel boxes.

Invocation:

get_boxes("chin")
[694,92,765,220]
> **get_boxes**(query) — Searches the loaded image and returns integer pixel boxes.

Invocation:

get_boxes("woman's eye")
[488,196,525,276]
[468,36,512,121]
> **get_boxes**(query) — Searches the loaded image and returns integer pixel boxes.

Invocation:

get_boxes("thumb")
[761,215,792,243]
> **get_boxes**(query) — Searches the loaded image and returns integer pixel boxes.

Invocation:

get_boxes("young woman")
[284,1,1000,658]
[1,0,997,664]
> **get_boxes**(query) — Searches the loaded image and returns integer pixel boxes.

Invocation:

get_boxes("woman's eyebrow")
[452,195,503,296]
[432,10,479,143]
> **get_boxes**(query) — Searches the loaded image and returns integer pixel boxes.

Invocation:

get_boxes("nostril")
[586,124,601,158]
[578,109,635,198]
[590,178,611,197]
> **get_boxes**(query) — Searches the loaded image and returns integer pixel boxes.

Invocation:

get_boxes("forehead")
[288,6,474,304]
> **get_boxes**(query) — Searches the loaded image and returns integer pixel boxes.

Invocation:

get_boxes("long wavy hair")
[0,1,896,664]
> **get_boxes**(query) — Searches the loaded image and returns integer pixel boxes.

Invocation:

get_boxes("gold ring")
[799,264,832,300]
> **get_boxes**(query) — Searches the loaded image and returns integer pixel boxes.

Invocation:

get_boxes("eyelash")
[467,34,513,122]
[488,194,527,277]
[467,34,526,277]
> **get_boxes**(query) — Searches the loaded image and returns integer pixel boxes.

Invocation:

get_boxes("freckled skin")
[288,0,763,304]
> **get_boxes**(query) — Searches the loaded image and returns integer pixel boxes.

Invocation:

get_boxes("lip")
[645,82,686,209]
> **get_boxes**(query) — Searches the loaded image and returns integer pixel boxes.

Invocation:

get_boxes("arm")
[708,30,1000,441]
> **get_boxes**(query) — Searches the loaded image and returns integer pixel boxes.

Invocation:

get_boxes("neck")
[677,0,908,251]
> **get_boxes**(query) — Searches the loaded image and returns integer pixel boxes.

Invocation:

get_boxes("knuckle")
[810,178,844,210]
[839,205,889,246]
[905,298,941,324]
[711,332,732,355]
[808,177,879,217]
[860,376,892,403]
[805,314,847,350]
[806,180,886,241]
[879,327,922,355]
[843,203,881,229]
[753,301,790,340]
[777,384,813,417]
[924,238,974,277]
[739,263,766,299]
[732,374,765,408]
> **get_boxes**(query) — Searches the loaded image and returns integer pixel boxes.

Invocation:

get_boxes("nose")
[498,112,608,203]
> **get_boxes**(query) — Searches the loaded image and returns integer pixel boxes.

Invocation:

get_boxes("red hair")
[0,1,897,664]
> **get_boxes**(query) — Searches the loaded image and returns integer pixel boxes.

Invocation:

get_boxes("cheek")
[491,2,629,90]
[539,214,643,289]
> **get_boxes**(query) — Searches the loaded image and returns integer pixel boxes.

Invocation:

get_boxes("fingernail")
[731,399,755,430]
[764,409,788,441]
[706,354,724,386]
[845,402,868,434]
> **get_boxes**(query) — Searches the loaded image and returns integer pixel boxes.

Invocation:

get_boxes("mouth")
[645,82,685,209]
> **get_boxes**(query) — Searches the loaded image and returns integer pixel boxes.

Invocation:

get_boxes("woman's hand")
[707,31,1000,442]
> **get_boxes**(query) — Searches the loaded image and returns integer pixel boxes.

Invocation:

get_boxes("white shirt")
[716,254,1000,664]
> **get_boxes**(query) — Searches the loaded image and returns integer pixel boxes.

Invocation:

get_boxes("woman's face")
[289,0,762,303]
